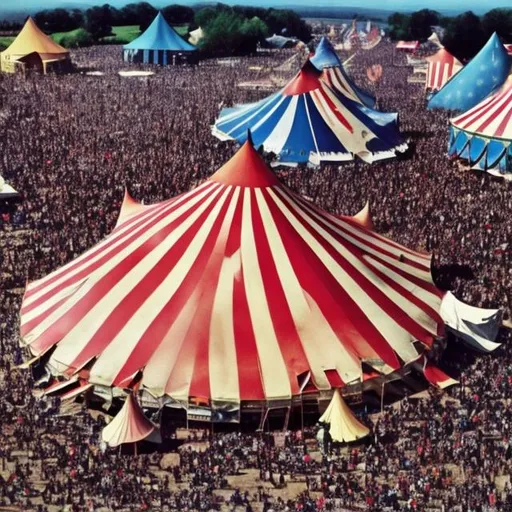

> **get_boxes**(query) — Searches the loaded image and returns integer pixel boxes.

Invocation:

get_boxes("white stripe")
[241,189,291,400]
[23,183,219,327]
[82,187,234,385]
[23,182,214,310]
[226,94,287,138]
[33,185,226,368]
[263,95,298,156]
[255,189,361,387]
[269,188,420,363]
[288,191,432,273]
[277,192,438,337]
[208,189,242,402]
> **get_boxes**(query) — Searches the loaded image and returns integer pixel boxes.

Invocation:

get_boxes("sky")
[3,0,512,15]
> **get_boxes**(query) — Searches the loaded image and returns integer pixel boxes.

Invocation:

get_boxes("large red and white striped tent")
[425,48,462,91]
[20,141,444,408]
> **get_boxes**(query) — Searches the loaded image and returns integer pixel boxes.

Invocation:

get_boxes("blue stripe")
[231,97,291,146]
[216,93,283,139]
[278,96,316,163]
[305,95,349,155]
[469,137,487,165]
[487,140,506,169]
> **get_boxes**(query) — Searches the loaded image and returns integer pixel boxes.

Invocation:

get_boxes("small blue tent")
[123,12,197,65]
[311,36,376,109]
[428,33,511,111]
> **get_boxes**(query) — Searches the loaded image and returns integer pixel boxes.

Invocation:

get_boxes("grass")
[0,36,14,50]
[0,25,189,50]
[51,28,84,45]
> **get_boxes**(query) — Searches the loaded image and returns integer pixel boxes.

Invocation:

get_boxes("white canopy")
[319,389,370,443]
[102,394,161,447]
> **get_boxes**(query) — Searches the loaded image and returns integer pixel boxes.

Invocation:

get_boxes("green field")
[0,25,190,50]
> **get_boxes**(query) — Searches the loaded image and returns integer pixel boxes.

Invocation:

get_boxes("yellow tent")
[319,389,370,443]
[1,17,70,74]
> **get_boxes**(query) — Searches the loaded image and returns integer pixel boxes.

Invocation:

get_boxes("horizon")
[1,0,511,16]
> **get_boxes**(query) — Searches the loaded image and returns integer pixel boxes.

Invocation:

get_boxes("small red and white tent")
[20,140,444,409]
[102,394,159,447]
[505,44,512,56]
[425,48,462,91]
[396,41,419,51]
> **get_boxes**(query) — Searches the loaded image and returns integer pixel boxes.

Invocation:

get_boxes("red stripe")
[231,194,266,400]
[317,88,353,133]
[264,189,397,368]
[111,189,236,388]
[293,192,431,268]
[29,187,226,358]
[454,94,504,128]
[493,95,512,137]
[288,197,437,346]
[275,190,437,354]
[23,184,216,313]
[24,199,171,300]
[473,91,512,133]
[253,189,312,395]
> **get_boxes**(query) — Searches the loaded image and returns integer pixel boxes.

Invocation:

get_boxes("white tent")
[440,292,502,352]
[0,175,19,199]
[319,389,370,443]
[102,394,161,448]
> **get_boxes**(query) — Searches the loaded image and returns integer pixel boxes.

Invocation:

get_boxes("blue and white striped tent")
[311,36,376,108]
[123,12,197,65]
[212,61,407,165]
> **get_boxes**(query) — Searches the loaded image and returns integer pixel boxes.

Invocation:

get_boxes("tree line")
[0,2,311,55]
[388,8,512,61]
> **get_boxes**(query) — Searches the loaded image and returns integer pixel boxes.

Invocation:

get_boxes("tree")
[443,11,486,61]
[388,12,410,40]
[199,10,269,57]
[84,5,114,41]
[35,8,78,33]
[409,9,439,40]
[162,5,194,25]
[481,8,512,41]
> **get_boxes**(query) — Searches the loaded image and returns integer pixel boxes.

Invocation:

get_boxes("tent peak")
[347,201,374,230]
[209,139,280,188]
[283,60,322,96]
[311,36,341,70]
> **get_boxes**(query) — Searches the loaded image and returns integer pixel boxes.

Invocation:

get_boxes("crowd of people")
[1,30,512,512]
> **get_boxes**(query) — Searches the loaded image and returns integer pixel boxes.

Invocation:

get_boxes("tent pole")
[300,396,304,435]
[380,381,385,414]
[283,406,291,432]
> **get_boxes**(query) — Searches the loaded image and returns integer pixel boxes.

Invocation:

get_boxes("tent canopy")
[425,48,462,91]
[189,27,204,46]
[212,60,406,165]
[449,75,512,173]
[124,12,196,52]
[265,34,300,49]
[2,17,68,59]
[20,140,443,407]
[1,17,69,73]
[319,390,370,443]
[102,394,159,447]
[428,33,511,111]
[311,36,376,108]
